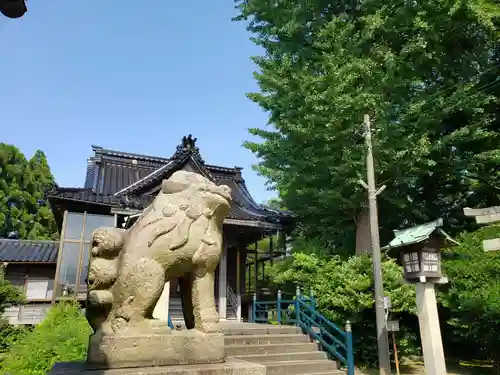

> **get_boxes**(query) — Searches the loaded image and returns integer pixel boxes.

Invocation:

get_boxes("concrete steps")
[169,297,238,325]
[229,351,327,362]
[226,342,319,356]
[225,333,310,345]
[265,360,342,375]
[221,323,346,375]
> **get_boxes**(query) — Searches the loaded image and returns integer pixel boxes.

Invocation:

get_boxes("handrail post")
[295,286,301,327]
[277,289,282,324]
[345,320,355,375]
[310,287,316,312]
[309,287,317,325]
[251,293,257,323]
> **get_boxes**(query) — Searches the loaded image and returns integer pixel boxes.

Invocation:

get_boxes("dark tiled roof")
[84,145,244,196]
[52,138,294,227]
[85,146,166,196]
[51,188,153,210]
[113,153,220,197]
[0,239,59,263]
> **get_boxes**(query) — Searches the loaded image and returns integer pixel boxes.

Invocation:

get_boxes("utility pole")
[359,114,392,375]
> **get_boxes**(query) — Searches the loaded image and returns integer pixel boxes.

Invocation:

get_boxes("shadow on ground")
[358,359,493,375]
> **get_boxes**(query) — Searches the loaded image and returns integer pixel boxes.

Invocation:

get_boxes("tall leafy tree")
[234,0,500,252]
[0,144,58,239]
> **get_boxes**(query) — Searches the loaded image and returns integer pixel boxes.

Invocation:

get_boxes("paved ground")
[358,361,493,375]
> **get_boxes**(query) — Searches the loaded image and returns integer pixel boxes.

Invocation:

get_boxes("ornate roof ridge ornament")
[172,134,205,164]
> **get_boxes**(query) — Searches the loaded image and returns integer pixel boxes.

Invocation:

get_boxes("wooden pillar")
[152,282,170,321]
[278,230,286,259]
[236,246,242,322]
[261,259,265,282]
[247,264,250,294]
[0,262,7,280]
[254,242,258,295]
[269,235,274,266]
[218,243,227,320]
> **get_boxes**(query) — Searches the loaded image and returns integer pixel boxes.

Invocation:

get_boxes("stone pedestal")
[87,330,225,370]
[49,358,266,375]
[416,282,447,375]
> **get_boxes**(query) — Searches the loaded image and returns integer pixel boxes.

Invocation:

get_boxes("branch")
[464,173,500,191]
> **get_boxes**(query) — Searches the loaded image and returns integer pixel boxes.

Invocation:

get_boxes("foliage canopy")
[0,143,58,240]
[234,0,500,250]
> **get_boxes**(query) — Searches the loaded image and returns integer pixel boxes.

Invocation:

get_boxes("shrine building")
[0,136,294,325]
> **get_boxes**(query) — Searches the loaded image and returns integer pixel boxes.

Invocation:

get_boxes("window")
[77,244,91,300]
[55,211,116,302]
[83,214,115,241]
[403,252,420,273]
[56,242,80,298]
[422,251,440,273]
[26,279,50,300]
[65,213,85,240]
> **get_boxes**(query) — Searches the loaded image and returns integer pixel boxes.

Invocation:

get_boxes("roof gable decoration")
[384,218,459,250]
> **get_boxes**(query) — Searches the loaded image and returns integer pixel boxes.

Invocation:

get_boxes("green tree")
[266,249,419,366]
[1,302,91,375]
[0,144,58,240]
[234,0,500,252]
[439,224,500,373]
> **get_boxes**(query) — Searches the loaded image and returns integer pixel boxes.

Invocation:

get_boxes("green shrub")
[439,224,500,371]
[1,302,91,375]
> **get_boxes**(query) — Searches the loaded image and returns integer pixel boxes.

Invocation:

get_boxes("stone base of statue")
[49,358,266,375]
[86,330,225,369]
[49,329,266,375]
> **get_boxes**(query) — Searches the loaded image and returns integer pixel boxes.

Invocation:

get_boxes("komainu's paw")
[88,290,114,305]
[117,319,172,335]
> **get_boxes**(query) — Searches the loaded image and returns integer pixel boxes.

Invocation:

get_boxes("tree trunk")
[355,207,371,255]
[493,357,500,375]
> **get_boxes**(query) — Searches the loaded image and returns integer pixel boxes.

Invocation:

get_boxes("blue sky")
[0,1,275,203]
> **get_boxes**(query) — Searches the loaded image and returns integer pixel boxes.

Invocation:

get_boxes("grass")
[358,360,493,375]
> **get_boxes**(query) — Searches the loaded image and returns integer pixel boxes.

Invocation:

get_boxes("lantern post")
[384,218,458,375]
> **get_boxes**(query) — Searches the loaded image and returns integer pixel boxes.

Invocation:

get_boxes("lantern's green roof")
[383,218,459,249]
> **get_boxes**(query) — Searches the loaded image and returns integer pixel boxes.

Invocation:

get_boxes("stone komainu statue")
[86,170,232,335]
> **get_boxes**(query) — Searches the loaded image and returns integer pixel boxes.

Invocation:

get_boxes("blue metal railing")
[251,288,354,375]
